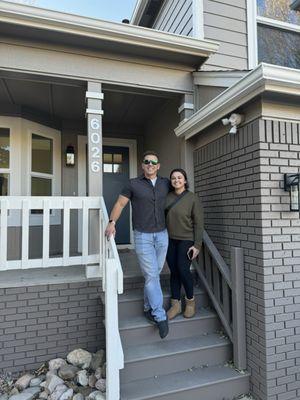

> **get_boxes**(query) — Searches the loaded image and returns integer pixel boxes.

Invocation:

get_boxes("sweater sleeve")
[192,195,204,250]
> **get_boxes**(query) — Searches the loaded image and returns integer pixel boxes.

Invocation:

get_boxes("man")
[105,151,170,339]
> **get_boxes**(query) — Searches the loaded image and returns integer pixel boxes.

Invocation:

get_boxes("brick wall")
[0,281,104,373]
[194,118,300,400]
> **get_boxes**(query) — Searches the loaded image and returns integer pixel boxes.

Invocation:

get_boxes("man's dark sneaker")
[144,309,156,325]
[157,319,169,339]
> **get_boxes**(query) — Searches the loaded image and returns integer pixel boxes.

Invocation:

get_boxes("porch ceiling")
[0,74,170,127]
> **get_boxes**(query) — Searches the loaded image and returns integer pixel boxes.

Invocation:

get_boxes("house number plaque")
[90,117,101,173]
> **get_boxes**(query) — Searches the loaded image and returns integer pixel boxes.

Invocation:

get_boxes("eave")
[0,1,219,68]
[175,63,300,139]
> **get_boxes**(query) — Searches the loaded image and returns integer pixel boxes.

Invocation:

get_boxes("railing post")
[231,247,246,370]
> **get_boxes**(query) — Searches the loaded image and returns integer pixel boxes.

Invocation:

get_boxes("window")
[31,134,53,196]
[0,116,61,225]
[103,153,123,174]
[0,128,10,196]
[252,0,300,69]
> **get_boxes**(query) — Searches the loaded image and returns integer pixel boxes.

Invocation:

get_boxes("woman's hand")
[187,246,199,260]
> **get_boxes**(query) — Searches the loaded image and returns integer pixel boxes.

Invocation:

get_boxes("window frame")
[247,0,300,69]
[0,117,61,226]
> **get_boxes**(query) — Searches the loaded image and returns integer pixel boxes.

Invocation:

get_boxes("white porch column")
[178,93,194,123]
[180,138,194,192]
[86,82,104,196]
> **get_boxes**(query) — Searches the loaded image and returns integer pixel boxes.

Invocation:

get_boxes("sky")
[6,0,138,22]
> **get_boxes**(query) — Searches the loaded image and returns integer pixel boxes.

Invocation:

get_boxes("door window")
[31,133,54,196]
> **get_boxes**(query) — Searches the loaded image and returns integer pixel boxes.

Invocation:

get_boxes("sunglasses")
[143,159,159,165]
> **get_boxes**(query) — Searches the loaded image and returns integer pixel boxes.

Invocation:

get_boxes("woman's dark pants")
[166,238,194,300]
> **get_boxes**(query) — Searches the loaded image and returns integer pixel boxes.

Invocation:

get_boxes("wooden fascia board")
[175,63,300,139]
[131,0,149,25]
[193,71,249,88]
[0,1,219,61]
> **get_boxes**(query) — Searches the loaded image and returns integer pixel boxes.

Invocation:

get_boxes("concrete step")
[120,364,250,400]
[119,307,221,346]
[121,332,232,383]
[117,286,208,319]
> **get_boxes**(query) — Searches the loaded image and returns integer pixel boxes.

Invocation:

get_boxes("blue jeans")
[134,229,168,322]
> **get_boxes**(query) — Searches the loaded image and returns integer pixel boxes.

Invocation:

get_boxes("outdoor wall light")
[66,145,75,166]
[284,173,300,211]
[222,113,244,135]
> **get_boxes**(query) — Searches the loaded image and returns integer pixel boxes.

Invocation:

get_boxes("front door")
[103,145,130,244]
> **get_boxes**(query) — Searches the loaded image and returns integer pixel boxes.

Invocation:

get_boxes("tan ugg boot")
[167,299,182,320]
[184,297,196,318]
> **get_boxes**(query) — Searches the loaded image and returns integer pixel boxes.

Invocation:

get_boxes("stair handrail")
[99,197,124,400]
[193,230,246,370]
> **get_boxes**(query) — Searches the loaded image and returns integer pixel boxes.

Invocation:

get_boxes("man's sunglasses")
[143,159,159,165]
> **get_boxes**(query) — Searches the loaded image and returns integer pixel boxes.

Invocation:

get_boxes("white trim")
[78,136,137,247]
[192,0,204,39]
[175,63,300,139]
[86,109,104,115]
[130,0,148,25]
[85,91,104,100]
[247,0,258,69]
[178,102,194,114]
[0,1,219,62]
[193,71,249,87]
[257,15,300,33]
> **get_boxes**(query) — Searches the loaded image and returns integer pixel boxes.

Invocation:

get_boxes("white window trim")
[247,1,300,70]
[0,117,61,226]
[257,15,300,33]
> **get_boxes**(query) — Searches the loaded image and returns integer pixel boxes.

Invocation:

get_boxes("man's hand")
[105,221,116,240]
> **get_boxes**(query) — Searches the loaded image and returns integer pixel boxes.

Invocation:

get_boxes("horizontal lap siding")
[202,0,248,70]
[153,0,193,36]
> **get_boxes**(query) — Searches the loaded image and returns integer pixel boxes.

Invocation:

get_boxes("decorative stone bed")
[0,349,106,400]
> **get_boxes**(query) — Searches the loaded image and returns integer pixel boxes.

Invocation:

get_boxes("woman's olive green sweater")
[165,191,204,250]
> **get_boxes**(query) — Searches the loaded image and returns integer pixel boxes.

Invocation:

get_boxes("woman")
[165,168,204,319]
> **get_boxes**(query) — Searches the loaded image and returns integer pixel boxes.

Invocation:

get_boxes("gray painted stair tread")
[118,286,205,303]
[121,364,249,400]
[119,308,216,330]
[124,333,230,363]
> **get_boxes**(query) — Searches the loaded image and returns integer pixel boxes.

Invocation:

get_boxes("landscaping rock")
[88,375,96,388]
[15,374,34,391]
[59,388,73,400]
[58,366,79,381]
[72,394,84,400]
[76,371,88,387]
[94,369,101,381]
[67,350,92,370]
[95,379,106,393]
[46,376,64,394]
[30,377,44,387]
[90,351,105,371]
[48,360,67,372]
[48,384,67,400]
[87,391,105,400]
[39,391,48,399]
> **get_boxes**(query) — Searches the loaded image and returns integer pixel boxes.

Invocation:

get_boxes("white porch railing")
[0,196,124,399]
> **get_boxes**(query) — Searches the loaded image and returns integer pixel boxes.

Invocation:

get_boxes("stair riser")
[119,292,209,319]
[120,316,220,346]
[121,344,232,383]
[121,375,249,400]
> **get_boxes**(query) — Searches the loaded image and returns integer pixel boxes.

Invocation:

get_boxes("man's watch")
[109,220,116,225]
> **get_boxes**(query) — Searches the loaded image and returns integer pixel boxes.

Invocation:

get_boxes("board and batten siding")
[153,0,193,37]
[152,0,248,70]
[202,0,248,71]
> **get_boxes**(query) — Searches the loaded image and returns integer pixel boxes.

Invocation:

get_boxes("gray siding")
[153,0,193,36]
[194,116,300,400]
[202,0,248,70]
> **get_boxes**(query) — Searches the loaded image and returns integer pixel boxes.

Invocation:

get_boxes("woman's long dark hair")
[169,168,189,190]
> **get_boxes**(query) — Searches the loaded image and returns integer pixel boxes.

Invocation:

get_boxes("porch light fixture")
[284,173,300,211]
[66,145,75,166]
[221,113,244,135]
